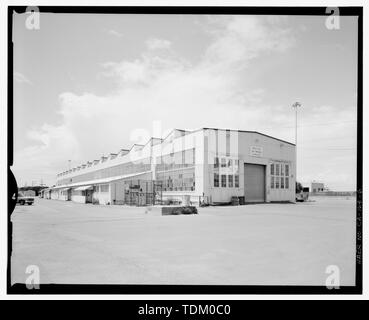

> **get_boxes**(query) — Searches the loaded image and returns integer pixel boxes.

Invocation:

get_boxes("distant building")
[43,128,296,205]
[21,190,36,197]
[311,182,325,193]
[18,186,48,196]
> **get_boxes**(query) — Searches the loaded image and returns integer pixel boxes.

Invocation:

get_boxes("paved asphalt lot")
[11,197,356,286]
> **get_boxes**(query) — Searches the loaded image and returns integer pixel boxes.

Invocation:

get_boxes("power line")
[254,120,356,131]
[300,147,356,150]
[301,135,356,142]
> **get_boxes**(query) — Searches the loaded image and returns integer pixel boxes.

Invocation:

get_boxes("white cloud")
[146,38,171,50]
[14,123,81,186]
[107,29,123,37]
[203,16,294,69]
[14,71,32,85]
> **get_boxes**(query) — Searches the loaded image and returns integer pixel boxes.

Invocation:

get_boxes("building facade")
[311,182,325,193]
[43,128,296,205]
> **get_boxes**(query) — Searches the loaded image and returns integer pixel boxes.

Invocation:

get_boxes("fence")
[310,191,356,197]
[123,180,163,206]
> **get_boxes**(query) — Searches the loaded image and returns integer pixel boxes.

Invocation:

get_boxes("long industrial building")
[41,128,296,205]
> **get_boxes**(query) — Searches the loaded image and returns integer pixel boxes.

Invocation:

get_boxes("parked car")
[296,187,310,202]
[17,192,34,205]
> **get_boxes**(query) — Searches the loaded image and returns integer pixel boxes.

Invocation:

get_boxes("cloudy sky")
[12,13,358,190]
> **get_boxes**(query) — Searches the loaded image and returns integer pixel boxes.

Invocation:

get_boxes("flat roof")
[57,127,294,175]
[52,171,152,190]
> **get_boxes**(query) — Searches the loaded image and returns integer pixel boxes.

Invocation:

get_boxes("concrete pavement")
[11,197,356,286]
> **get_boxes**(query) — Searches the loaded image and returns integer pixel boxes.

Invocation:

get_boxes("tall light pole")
[292,102,302,188]
[292,102,301,145]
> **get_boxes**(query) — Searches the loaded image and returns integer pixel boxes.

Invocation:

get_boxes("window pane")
[281,176,284,188]
[221,174,227,187]
[271,164,275,175]
[226,130,230,156]
[285,164,289,176]
[174,151,182,168]
[214,173,219,187]
[281,164,284,176]
[183,171,195,191]
[271,176,274,189]
[276,164,280,176]
[221,158,226,168]
[228,175,233,187]
[234,175,239,188]
[100,184,109,192]
[275,177,280,188]
[234,159,239,173]
[184,149,195,166]
[214,157,219,168]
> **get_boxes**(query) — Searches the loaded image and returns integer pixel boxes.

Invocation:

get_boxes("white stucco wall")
[204,129,296,203]
[71,195,86,203]
[59,193,68,201]
[93,184,111,205]
[51,191,59,200]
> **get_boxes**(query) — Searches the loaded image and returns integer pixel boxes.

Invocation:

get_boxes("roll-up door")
[244,163,266,202]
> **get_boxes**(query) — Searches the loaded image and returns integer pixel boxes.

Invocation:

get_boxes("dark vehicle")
[296,187,310,202]
[17,192,34,205]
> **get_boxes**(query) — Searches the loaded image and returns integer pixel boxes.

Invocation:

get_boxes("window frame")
[221,158,227,168]
[221,174,227,187]
[214,173,219,187]
[214,157,219,169]
[228,174,233,188]
[234,174,239,188]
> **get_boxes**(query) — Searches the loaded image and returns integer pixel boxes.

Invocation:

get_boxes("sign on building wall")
[250,146,263,157]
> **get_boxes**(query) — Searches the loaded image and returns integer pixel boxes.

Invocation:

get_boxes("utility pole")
[68,160,71,171]
[292,102,301,145]
[292,102,302,187]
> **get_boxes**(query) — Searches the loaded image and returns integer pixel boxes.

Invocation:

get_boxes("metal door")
[244,163,266,202]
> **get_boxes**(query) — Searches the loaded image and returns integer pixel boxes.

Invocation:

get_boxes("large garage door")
[244,163,266,202]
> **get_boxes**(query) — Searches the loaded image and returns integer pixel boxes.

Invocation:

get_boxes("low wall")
[71,195,86,203]
[59,194,69,201]
[50,192,59,200]
[93,192,111,205]
[146,206,198,216]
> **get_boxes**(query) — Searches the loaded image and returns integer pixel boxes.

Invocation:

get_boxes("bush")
[181,206,198,215]
[172,208,182,215]
[169,206,198,215]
